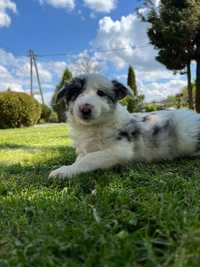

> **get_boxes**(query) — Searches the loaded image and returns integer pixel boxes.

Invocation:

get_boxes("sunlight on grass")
[0,125,73,166]
[1,124,200,266]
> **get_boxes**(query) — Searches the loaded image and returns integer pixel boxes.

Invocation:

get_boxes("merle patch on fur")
[152,120,171,136]
[117,119,141,142]
[57,78,86,104]
[117,130,131,142]
[142,116,150,122]
[131,128,141,138]
[112,80,130,100]
[152,125,161,136]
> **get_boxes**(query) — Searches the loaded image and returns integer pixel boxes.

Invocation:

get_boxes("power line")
[92,44,150,54]
[34,44,151,58]
[37,52,74,58]
[0,44,151,59]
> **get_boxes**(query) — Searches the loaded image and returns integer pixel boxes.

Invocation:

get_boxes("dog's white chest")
[71,124,116,157]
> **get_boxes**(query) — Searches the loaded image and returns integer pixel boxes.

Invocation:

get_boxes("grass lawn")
[1,124,200,267]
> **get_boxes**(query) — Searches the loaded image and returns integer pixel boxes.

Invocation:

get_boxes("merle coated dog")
[49,74,200,180]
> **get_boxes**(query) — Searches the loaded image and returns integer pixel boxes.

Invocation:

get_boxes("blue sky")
[0,0,187,104]
[1,0,137,55]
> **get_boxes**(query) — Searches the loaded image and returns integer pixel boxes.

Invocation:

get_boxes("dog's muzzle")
[79,103,93,120]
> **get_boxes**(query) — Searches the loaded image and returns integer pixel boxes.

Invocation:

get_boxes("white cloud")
[83,0,116,13]
[152,0,160,8]
[136,69,176,83]
[93,14,159,70]
[16,62,53,83]
[0,49,69,105]
[0,0,17,27]
[38,0,117,13]
[39,0,75,10]
[34,91,56,105]
[45,61,67,76]
[140,79,186,102]
[0,64,25,92]
[92,12,187,102]
[69,50,103,76]
[0,65,13,81]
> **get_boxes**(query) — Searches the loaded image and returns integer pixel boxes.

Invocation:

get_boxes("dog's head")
[57,73,132,125]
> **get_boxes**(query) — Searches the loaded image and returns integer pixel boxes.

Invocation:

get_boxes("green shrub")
[0,91,41,129]
[144,103,163,112]
[121,95,144,113]
[40,104,52,122]
[51,101,67,122]
[48,111,58,123]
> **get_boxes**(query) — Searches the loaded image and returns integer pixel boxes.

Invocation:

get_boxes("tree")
[51,68,72,122]
[142,0,200,111]
[121,66,144,113]
[57,68,72,89]
[71,52,102,75]
[128,66,138,96]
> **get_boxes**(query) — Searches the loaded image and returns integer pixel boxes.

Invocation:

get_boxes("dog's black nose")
[79,104,93,117]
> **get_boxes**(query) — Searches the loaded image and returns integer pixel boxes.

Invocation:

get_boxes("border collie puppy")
[49,74,200,180]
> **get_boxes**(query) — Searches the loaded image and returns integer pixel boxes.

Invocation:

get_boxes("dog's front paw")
[48,165,74,181]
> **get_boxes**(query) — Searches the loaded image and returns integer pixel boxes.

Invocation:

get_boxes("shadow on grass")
[0,145,75,181]
[1,141,200,193]
[0,143,70,151]
[0,143,36,150]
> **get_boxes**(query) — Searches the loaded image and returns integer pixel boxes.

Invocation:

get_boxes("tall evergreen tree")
[51,68,72,122]
[57,68,72,89]
[121,66,144,112]
[128,66,138,96]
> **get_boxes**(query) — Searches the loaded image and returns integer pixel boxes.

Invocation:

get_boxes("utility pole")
[32,53,45,105]
[29,49,33,96]
[28,49,45,105]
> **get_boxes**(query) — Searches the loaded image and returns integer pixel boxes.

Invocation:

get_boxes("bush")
[51,101,67,122]
[144,103,163,112]
[48,111,59,123]
[121,95,144,113]
[0,91,41,129]
[40,104,52,122]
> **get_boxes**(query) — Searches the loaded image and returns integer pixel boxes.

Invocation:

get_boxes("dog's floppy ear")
[112,80,133,100]
[56,82,73,102]
[56,77,86,104]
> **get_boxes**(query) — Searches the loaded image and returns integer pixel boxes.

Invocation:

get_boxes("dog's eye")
[97,90,106,97]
